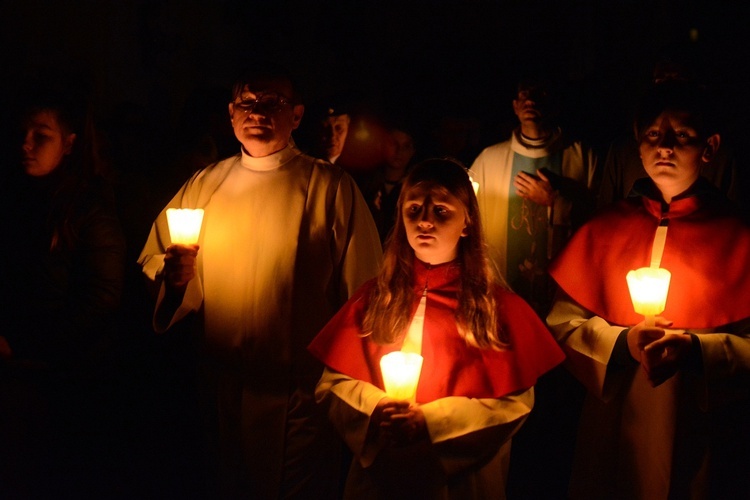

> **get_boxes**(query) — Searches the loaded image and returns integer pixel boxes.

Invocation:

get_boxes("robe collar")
[510,126,562,158]
[629,176,717,220]
[239,142,300,172]
[411,258,460,292]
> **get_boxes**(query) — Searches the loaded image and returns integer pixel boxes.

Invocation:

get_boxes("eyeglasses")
[233,93,292,114]
[517,88,549,102]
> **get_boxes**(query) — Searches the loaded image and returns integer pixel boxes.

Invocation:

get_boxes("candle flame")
[166,208,204,245]
[380,351,423,401]
[626,267,671,317]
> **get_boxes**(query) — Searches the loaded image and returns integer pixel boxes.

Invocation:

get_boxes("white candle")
[626,267,671,326]
[380,351,423,402]
[468,174,479,195]
[166,208,204,245]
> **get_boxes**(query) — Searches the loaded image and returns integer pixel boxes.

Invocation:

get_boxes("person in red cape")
[547,80,750,499]
[309,158,563,499]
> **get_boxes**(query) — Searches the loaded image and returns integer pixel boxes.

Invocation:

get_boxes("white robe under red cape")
[310,259,563,498]
[548,178,750,499]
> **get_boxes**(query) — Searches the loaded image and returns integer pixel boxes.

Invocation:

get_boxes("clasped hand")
[514,169,556,207]
[371,398,427,447]
[163,244,199,289]
[626,317,693,387]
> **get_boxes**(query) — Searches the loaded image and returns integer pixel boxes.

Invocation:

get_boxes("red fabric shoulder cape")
[549,191,750,329]
[308,262,564,403]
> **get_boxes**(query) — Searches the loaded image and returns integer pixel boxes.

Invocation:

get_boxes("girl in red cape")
[548,80,750,499]
[309,158,563,499]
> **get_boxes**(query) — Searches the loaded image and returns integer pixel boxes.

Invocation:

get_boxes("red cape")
[549,183,750,329]
[308,260,564,403]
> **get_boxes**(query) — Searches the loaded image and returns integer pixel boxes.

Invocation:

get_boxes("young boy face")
[639,109,719,201]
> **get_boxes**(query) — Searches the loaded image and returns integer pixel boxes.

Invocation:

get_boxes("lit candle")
[166,208,204,245]
[626,267,671,326]
[468,174,479,195]
[380,351,424,402]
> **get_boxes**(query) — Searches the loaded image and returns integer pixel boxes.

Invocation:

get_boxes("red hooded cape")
[308,259,564,403]
[549,180,750,329]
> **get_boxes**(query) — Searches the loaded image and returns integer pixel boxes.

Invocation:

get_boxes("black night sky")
[2,0,749,152]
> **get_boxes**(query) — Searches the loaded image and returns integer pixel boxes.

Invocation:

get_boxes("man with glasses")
[139,62,382,498]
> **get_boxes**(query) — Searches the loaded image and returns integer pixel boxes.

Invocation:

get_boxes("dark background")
[2,0,749,151]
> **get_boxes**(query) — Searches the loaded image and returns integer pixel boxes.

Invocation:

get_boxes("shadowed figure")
[0,81,126,498]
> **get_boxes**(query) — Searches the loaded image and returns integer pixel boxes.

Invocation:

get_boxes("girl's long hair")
[362,158,509,350]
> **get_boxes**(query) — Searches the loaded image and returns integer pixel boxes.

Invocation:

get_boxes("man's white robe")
[139,144,382,498]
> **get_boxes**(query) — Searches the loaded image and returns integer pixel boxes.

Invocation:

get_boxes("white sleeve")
[315,367,533,474]
[420,389,533,475]
[546,289,629,401]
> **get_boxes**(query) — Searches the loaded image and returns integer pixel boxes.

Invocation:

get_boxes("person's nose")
[418,208,434,228]
[22,133,33,153]
[656,130,677,155]
[248,106,268,118]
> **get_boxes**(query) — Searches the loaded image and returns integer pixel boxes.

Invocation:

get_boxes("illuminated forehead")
[650,109,698,126]
[404,183,462,206]
[324,114,350,126]
[24,109,63,131]
[641,109,707,139]
[517,86,549,101]
[235,78,293,101]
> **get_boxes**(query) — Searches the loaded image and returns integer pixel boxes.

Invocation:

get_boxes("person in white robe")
[470,79,597,316]
[470,77,597,498]
[139,62,382,499]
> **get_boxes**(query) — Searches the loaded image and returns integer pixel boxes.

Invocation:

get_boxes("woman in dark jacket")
[0,85,126,497]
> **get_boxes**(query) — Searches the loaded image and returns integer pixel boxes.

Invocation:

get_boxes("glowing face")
[21,110,76,177]
[638,110,718,202]
[402,186,467,264]
[228,79,304,157]
[386,129,415,172]
[320,114,350,161]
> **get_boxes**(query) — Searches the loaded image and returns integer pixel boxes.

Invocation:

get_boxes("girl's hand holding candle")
[380,351,423,402]
[375,352,427,446]
[372,398,427,447]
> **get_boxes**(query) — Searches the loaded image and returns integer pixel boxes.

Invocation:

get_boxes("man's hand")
[163,244,199,289]
[514,169,556,207]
